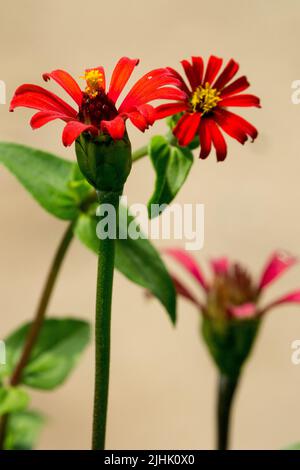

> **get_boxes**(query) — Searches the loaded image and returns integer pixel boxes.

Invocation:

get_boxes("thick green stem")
[216,373,239,450]
[92,190,121,450]
[0,222,74,449]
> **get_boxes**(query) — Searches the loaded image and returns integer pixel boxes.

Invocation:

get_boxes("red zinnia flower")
[10,57,186,147]
[164,249,300,319]
[156,56,261,161]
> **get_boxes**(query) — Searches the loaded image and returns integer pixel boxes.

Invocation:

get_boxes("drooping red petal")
[211,257,229,275]
[30,111,74,129]
[171,274,202,308]
[173,112,201,146]
[136,104,156,126]
[119,68,184,112]
[203,56,223,85]
[140,87,187,103]
[229,302,257,319]
[181,59,199,90]
[208,120,227,161]
[260,291,300,315]
[62,121,97,147]
[213,59,239,90]
[258,251,297,291]
[220,76,250,98]
[214,108,258,144]
[101,116,125,140]
[108,57,139,104]
[164,248,208,291]
[199,118,212,159]
[10,84,77,117]
[154,102,188,120]
[220,94,261,108]
[42,70,82,106]
[191,57,204,87]
[125,110,149,132]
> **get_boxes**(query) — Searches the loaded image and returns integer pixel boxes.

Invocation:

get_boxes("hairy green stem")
[92,190,121,450]
[0,222,74,449]
[216,373,239,450]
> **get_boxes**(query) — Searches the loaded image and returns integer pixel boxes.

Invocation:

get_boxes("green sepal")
[201,316,261,379]
[75,133,132,192]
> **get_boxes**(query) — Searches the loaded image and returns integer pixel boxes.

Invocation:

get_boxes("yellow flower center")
[81,69,104,98]
[190,82,221,114]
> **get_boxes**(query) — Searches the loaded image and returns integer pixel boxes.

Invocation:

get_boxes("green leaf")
[0,387,29,415]
[4,318,91,390]
[4,410,45,450]
[147,135,193,218]
[74,206,176,323]
[0,142,91,220]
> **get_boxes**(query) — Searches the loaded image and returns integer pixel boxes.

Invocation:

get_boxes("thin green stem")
[0,222,74,449]
[92,190,121,450]
[132,145,148,162]
[216,373,239,450]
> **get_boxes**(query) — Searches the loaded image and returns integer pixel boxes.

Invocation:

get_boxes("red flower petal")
[220,94,261,108]
[181,59,199,89]
[10,84,77,117]
[260,291,300,315]
[173,112,201,146]
[62,121,97,146]
[166,67,191,95]
[229,303,257,319]
[119,68,184,112]
[108,57,139,104]
[211,257,229,275]
[136,104,156,126]
[42,70,82,106]
[199,118,212,159]
[220,76,250,98]
[213,59,239,90]
[203,55,223,85]
[191,57,204,87]
[208,120,227,161]
[126,110,149,132]
[258,251,297,291]
[154,102,188,120]
[30,111,74,129]
[164,248,208,291]
[214,108,258,144]
[101,116,125,140]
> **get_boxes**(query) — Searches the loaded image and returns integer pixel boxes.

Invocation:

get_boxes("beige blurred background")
[1,0,300,450]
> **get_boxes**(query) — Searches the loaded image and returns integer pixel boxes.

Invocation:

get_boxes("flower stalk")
[216,373,239,450]
[92,190,122,450]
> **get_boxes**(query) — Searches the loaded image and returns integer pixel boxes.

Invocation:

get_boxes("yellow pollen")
[80,69,104,98]
[190,82,220,114]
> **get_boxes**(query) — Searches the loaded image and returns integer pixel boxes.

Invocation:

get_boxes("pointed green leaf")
[147,135,193,218]
[74,206,176,323]
[0,143,91,220]
[4,318,91,390]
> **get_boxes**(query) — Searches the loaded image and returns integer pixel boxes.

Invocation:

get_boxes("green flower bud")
[201,316,260,379]
[75,133,132,193]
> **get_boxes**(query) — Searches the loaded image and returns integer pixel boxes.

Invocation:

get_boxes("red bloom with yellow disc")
[156,56,261,161]
[10,57,186,146]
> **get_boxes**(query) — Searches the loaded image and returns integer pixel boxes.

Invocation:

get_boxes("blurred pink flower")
[164,249,300,320]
